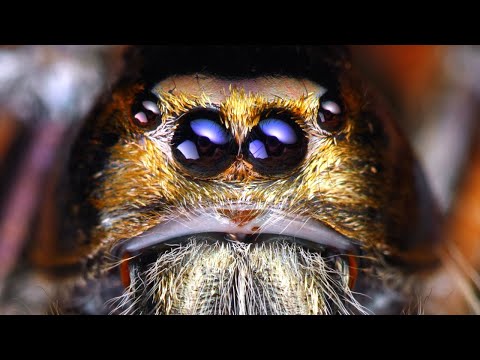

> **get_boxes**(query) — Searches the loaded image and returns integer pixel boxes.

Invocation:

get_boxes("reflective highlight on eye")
[177,140,200,160]
[190,119,229,145]
[142,100,160,115]
[249,140,268,159]
[321,100,341,115]
[259,118,298,144]
[134,111,148,124]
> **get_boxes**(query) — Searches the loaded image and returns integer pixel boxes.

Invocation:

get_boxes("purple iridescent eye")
[172,110,237,177]
[246,112,307,175]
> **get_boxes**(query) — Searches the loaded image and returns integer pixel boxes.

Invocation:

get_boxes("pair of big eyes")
[132,93,344,178]
[172,110,309,177]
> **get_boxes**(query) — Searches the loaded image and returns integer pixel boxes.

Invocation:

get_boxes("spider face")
[32,46,442,314]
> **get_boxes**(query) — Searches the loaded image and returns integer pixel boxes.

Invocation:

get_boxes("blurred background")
[0,45,479,313]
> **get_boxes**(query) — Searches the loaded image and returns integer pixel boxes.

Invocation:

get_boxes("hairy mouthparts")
[108,236,368,315]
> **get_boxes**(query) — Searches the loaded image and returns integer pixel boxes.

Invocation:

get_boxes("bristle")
[108,239,369,315]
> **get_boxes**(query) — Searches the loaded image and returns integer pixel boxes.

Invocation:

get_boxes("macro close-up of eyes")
[0,45,479,315]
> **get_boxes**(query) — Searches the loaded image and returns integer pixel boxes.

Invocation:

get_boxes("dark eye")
[172,109,237,177]
[131,89,161,129]
[246,112,307,175]
[318,90,344,133]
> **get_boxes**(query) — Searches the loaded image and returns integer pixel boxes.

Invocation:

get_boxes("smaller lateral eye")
[318,90,345,133]
[131,89,161,129]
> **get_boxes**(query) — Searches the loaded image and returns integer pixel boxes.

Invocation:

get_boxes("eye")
[131,89,161,129]
[317,90,344,133]
[172,109,237,177]
[246,112,307,175]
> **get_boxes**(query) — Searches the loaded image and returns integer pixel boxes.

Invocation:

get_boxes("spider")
[0,45,478,314]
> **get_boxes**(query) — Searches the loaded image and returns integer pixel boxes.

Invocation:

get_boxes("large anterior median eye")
[172,109,237,177]
[246,112,307,175]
